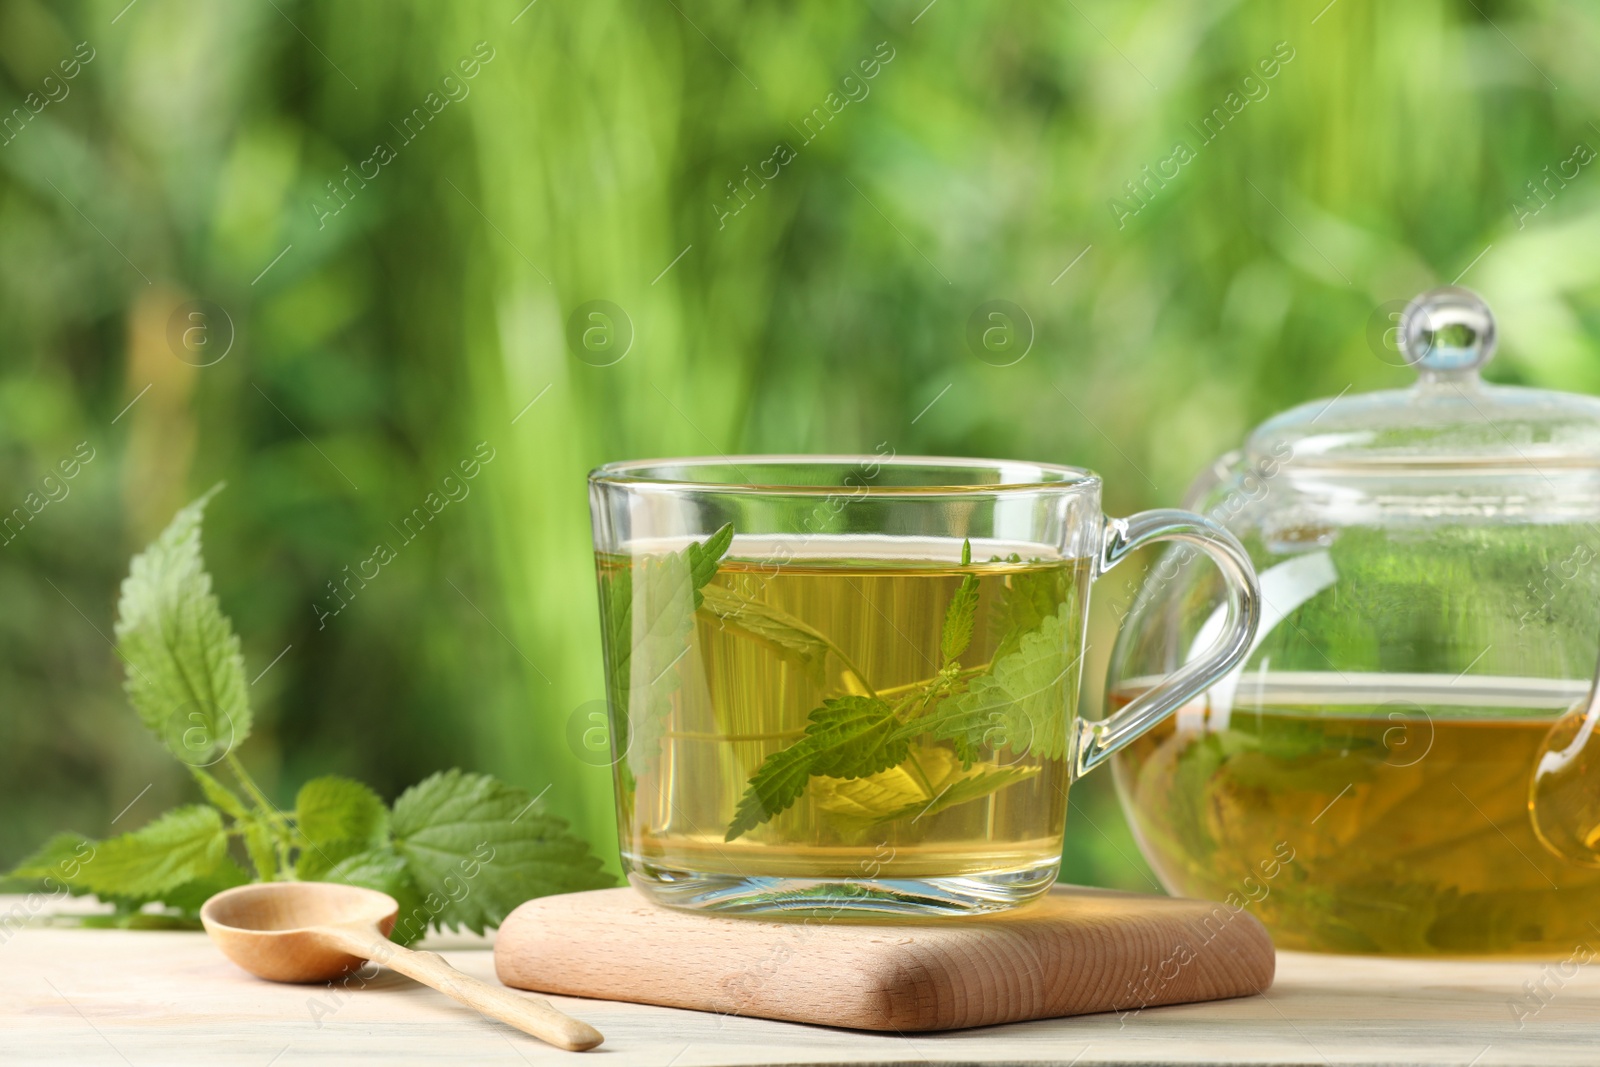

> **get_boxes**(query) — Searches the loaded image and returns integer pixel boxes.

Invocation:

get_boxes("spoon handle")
[320,927,603,1051]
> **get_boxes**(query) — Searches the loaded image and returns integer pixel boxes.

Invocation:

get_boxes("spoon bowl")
[202,881,398,983]
[201,882,602,1051]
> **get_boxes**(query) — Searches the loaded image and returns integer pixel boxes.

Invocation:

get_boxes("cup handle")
[1073,509,1261,778]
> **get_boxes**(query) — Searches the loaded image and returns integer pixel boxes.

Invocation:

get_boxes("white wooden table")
[3,903,1596,1066]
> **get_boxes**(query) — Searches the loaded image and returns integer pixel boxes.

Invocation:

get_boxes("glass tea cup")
[588,456,1259,916]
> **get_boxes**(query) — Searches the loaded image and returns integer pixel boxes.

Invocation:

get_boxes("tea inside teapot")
[1113,665,1600,956]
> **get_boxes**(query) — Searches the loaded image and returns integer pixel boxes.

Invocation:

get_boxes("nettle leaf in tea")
[599,522,734,768]
[598,531,1088,861]
[920,602,1079,765]
[812,748,1038,831]
[698,584,832,682]
[726,695,911,840]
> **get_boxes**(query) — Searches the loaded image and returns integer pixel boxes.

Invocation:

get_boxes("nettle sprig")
[672,535,1079,842]
[6,486,609,941]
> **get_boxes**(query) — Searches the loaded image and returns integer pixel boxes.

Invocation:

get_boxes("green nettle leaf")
[4,832,98,893]
[811,763,929,822]
[686,522,734,603]
[880,767,1037,825]
[605,524,735,696]
[986,603,1076,760]
[631,552,697,694]
[940,540,979,667]
[726,696,907,840]
[114,484,251,767]
[296,776,388,848]
[621,551,696,770]
[698,584,831,681]
[805,697,910,778]
[813,748,1040,830]
[604,525,733,771]
[906,679,1005,766]
[724,737,820,842]
[242,820,280,882]
[295,837,371,881]
[598,559,635,750]
[293,776,391,883]
[922,603,1077,762]
[13,491,613,942]
[812,746,977,822]
[992,562,1067,662]
[390,770,612,936]
[190,767,250,820]
[316,846,430,945]
[60,806,230,898]
[156,859,251,917]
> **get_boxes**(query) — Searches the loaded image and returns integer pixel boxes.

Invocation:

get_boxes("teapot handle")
[1074,509,1260,778]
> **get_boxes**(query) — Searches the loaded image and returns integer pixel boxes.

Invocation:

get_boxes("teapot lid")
[1246,287,1600,470]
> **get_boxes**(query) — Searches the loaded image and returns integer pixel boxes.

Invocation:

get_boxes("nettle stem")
[226,753,295,878]
[226,753,279,820]
[874,664,988,701]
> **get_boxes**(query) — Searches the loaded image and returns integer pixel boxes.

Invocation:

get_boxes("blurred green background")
[1,0,1593,894]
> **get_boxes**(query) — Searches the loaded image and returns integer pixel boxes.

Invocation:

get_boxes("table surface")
[3,899,1597,1067]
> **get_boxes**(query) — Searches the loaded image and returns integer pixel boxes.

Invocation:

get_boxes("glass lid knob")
[1400,286,1496,376]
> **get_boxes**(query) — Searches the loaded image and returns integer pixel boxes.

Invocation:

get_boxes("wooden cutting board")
[494,885,1274,1032]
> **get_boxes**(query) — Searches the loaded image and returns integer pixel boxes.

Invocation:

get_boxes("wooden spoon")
[200,882,602,1051]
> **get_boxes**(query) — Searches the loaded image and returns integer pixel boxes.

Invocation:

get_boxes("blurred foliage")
[1,0,1596,895]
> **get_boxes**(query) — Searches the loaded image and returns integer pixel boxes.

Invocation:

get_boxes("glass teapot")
[1107,286,1600,956]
